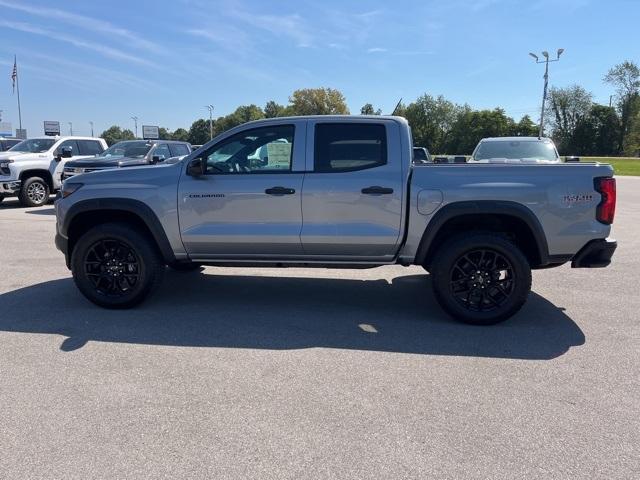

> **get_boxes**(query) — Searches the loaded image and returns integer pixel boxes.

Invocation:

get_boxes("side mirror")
[565,156,580,162]
[151,155,164,164]
[61,147,73,158]
[187,157,205,177]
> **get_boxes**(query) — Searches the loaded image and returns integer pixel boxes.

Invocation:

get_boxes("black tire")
[71,223,165,308]
[430,233,532,325]
[168,262,202,272]
[0,195,4,204]
[19,176,50,207]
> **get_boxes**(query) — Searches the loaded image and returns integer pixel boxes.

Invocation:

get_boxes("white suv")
[0,136,107,207]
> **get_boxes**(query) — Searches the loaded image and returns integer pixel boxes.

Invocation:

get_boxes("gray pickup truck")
[54,116,617,325]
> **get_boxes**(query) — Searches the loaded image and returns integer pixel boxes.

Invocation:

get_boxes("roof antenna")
[390,98,403,116]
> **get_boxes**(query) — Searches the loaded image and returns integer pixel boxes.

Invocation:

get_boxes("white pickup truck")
[0,136,107,206]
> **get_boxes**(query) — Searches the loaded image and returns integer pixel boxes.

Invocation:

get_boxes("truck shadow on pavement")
[0,271,585,360]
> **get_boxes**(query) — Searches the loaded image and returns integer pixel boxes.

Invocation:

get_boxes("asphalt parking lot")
[1,177,638,480]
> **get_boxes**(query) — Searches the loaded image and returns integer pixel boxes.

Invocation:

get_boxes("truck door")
[300,120,405,260]
[178,121,306,257]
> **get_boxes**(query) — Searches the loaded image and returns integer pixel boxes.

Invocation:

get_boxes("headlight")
[62,182,83,198]
[0,159,13,168]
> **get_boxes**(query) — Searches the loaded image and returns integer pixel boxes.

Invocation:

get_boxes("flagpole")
[15,56,22,131]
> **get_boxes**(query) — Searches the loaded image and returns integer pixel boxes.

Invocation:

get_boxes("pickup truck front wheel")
[19,177,50,207]
[71,223,164,308]
[430,233,532,325]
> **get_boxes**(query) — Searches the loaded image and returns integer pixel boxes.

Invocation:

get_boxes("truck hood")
[69,160,183,184]
[65,156,149,168]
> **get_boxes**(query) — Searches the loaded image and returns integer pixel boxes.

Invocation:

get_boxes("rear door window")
[314,123,387,173]
[78,140,105,155]
[169,143,190,157]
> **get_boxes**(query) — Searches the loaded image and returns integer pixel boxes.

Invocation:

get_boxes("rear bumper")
[0,180,21,195]
[571,238,617,268]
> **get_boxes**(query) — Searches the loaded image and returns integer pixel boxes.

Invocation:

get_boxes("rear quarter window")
[314,123,387,173]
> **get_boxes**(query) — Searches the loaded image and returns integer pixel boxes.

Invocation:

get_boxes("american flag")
[11,56,17,94]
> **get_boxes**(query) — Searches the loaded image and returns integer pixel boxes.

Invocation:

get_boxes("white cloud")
[0,0,160,53]
[367,47,388,53]
[0,20,155,67]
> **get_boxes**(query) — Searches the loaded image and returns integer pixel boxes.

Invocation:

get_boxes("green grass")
[581,157,640,176]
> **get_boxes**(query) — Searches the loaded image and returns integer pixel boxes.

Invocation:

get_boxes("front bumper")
[0,180,21,195]
[571,238,617,268]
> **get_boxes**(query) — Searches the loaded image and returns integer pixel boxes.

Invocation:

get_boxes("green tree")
[546,85,593,152]
[213,104,265,136]
[512,115,539,137]
[172,128,189,142]
[446,108,516,154]
[403,94,463,152]
[360,103,382,115]
[264,100,286,118]
[100,125,135,146]
[569,105,621,156]
[604,61,640,154]
[158,127,172,140]
[188,119,211,145]
[288,88,349,115]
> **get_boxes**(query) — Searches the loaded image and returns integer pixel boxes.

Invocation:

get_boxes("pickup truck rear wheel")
[19,177,50,207]
[430,233,532,325]
[71,223,164,308]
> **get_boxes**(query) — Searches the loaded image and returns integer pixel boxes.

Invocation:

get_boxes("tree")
[172,128,189,142]
[569,105,621,156]
[445,108,516,154]
[264,100,286,118]
[213,104,265,136]
[605,61,640,153]
[158,127,172,140]
[546,85,593,152]
[288,88,349,115]
[188,119,211,145]
[360,103,382,115]
[100,125,135,146]
[403,94,463,152]
[512,115,539,137]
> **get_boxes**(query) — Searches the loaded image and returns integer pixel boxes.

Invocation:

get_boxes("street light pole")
[68,122,73,135]
[205,105,214,140]
[529,49,564,138]
[89,121,94,137]
[131,116,139,138]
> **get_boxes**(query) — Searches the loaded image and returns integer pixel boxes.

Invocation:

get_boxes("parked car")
[0,136,107,206]
[0,137,21,152]
[62,140,192,181]
[413,147,432,164]
[55,116,617,325]
[469,137,561,163]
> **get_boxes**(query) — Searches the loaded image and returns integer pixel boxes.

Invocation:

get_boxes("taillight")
[594,177,616,225]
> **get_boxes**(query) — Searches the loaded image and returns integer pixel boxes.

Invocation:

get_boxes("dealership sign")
[44,121,61,136]
[142,125,159,140]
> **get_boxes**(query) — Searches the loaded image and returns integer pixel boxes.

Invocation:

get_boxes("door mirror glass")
[187,158,204,176]
[151,155,165,163]
[58,146,73,159]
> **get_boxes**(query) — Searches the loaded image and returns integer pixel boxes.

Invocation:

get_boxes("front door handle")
[265,186,296,195]
[361,186,394,195]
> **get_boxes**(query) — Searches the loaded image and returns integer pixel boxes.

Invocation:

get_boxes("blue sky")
[0,0,638,137]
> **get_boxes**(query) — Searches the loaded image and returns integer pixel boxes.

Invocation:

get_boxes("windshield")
[474,140,558,161]
[101,141,153,159]
[9,138,56,153]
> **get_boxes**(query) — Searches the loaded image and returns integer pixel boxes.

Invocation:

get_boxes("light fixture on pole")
[89,121,94,137]
[131,116,139,138]
[205,105,214,140]
[529,48,564,138]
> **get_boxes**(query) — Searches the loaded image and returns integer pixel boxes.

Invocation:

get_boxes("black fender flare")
[414,200,550,266]
[62,198,176,264]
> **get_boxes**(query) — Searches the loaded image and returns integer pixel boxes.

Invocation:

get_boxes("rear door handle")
[361,186,394,195]
[265,186,296,195]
